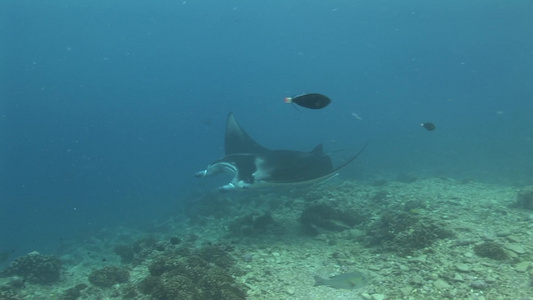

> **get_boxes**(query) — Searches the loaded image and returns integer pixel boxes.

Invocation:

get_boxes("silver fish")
[314,271,371,289]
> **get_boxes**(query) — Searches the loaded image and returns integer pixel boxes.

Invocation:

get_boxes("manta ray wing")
[257,142,367,185]
[225,113,269,155]
[261,146,333,183]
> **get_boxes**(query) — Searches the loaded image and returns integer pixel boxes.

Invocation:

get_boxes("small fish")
[421,122,436,131]
[314,271,371,290]
[284,93,331,109]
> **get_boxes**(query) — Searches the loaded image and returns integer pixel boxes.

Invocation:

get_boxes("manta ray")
[195,113,367,192]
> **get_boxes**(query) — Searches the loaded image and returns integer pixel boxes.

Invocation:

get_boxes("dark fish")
[421,122,436,131]
[314,271,371,289]
[284,93,331,109]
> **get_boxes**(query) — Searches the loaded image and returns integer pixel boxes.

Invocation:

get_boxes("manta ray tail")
[331,142,369,173]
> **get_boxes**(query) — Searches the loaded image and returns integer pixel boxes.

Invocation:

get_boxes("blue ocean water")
[1,0,532,258]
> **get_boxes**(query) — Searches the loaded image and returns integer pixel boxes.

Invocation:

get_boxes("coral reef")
[169,236,181,245]
[474,242,508,260]
[196,244,236,269]
[119,284,139,298]
[201,273,247,300]
[0,252,62,284]
[148,256,188,277]
[370,191,391,203]
[113,237,164,264]
[365,211,416,246]
[0,275,24,299]
[403,199,427,213]
[511,186,533,210]
[152,275,198,299]
[88,266,129,287]
[138,244,246,300]
[0,290,22,300]
[302,189,324,202]
[3,275,25,289]
[300,203,367,236]
[365,211,454,256]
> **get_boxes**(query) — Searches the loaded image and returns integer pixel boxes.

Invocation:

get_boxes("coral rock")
[88,266,129,287]
[1,252,62,284]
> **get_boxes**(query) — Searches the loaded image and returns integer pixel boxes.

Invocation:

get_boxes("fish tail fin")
[290,102,301,113]
[313,275,326,286]
[284,97,301,112]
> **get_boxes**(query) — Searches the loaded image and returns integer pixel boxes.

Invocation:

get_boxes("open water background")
[1,0,532,258]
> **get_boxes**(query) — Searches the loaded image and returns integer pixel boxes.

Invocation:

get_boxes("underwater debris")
[0,252,62,284]
[88,266,129,287]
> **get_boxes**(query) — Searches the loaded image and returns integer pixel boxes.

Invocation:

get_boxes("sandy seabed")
[1,178,532,300]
